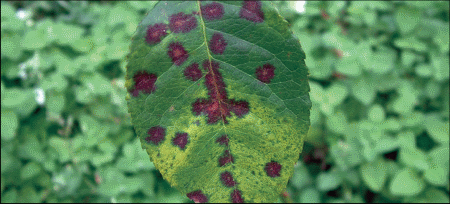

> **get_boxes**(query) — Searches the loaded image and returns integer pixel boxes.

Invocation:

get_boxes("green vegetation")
[1,1,448,203]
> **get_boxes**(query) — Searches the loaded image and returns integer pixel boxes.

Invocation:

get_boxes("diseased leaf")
[125,1,310,203]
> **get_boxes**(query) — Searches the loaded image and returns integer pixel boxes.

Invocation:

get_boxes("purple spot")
[220,171,236,187]
[172,132,188,150]
[231,189,244,203]
[219,150,234,167]
[187,190,208,203]
[184,63,202,81]
[239,1,264,23]
[145,23,168,45]
[130,71,157,97]
[192,60,250,124]
[265,161,282,177]
[146,126,166,145]
[216,135,229,146]
[255,63,276,83]
[167,42,188,66]
[169,12,197,33]
[229,99,249,118]
[201,2,224,21]
[209,33,227,55]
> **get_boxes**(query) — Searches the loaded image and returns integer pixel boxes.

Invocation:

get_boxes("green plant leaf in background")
[125,1,310,202]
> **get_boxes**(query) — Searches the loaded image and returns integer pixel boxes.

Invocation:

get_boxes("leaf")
[125,1,310,203]
[360,158,387,192]
[1,109,18,141]
[389,167,425,196]
[395,5,421,34]
[316,171,342,192]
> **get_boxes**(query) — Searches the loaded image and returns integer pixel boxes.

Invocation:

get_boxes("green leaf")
[316,171,342,191]
[424,146,449,186]
[367,47,396,74]
[360,158,387,192]
[1,109,18,141]
[430,51,450,82]
[395,5,421,34]
[420,188,450,203]
[326,111,348,135]
[20,162,42,180]
[46,91,65,115]
[389,167,425,196]
[368,104,385,123]
[126,1,310,203]
[117,138,155,173]
[1,33,23,60]
[21,29,47,50]
[49,137,71,163]
[401,50,416,68]
[351,76,375,105]
[336,56,361,77]
[424,114,449,144]
[1,188,17,203]
[394,36,427,52]
[290,163,312,189]
[54,22,84,45]
[1,88,37,118]
[399,147,429,171]
[298,187,321,203]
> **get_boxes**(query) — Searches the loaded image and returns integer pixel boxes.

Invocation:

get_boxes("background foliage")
[1,1,448,203]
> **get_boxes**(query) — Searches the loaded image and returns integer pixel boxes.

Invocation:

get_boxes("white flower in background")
[16,9,34,26]
[295,1,307,13]
[18,63,27,80]
[16,9,31,20]
[34,87,45,105]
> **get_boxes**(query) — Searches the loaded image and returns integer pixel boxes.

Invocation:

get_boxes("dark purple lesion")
[172,132,189,150]
[186,190,208,203]
[255,63,276,83]
[265,161,282,177]
[220,171,237,187]
[167,42,189,66]
[129,71,158,97]
[231,189,244,203]
[239,1,264,23]
[209,33,227,55]
[145,23,168,45]
[200,2,225,21]
[184,63,203,81]
[192,60,249,124]
[169,12,198,33]
[216,135,229,146]
[146,126,166,145]
[218,150,234,167]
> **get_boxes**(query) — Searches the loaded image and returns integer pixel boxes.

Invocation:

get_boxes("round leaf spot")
[187,190,208,203]
[201,2,224,21]
[169,12,198,33]
[219,150,234,167]
[167,42,189,66]
[172,132,189,150]
[146,126,166,145]
[130,71,157,97]
[184,63,203,81]
[216,135,229,146]
[145,23,168,45]
[239,1,264,23]
[220,171,237,187]
[255,63,276,83]
[231,189,244,203]
[265,161,282,177]
[209,33,227,55]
